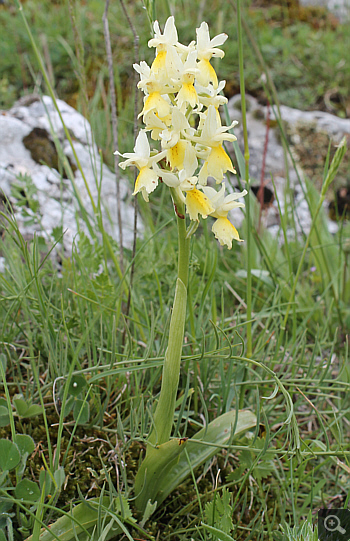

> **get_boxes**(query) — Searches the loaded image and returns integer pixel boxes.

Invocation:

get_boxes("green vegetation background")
[0,1,350,540]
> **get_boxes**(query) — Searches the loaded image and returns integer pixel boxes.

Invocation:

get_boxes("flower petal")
[140,92,171,119]
[185,188,214,220]
[176,82,198,109]
[207,145,236,182]
[212,216,242,248]
[196,59,218,89]
[168,140,187,170]
[133,166,159,201]
[151,50,167,74]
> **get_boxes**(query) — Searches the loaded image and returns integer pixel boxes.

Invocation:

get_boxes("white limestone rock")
[227,94,350,240]
[0,95,140,255]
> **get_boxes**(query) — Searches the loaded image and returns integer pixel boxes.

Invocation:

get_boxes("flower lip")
[212,216,243,248]
[186,188,214,221]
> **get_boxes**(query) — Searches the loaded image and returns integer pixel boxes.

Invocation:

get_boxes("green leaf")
[15,479,41,502]
[13,396,42,419]
[24,496,135,541]
[0,530,7,541]
[12,396,28,417]
[135,409,257,514]
[0,354,7,372]
[0,398,8,408]
[14,434,35,456]
[73,399,89,424]
[321,136,347,195]
[62,396,75,417]
[39,470,52,498]
[0,405,10,428]
[0,470,9,487]
[0,499,13,515]
[24,405,43,418]
[54,467,66,490]
[0,439,21,471]
[134,437,188,514]
[157,409,256,508]
[68,376,87,397]
[204,488,234,538]
[201,523,236,541]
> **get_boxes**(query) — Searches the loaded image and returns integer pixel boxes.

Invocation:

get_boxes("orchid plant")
[117,17,255,517]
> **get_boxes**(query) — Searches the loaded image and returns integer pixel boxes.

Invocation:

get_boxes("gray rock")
[0,95,140,255]
[227,94,350,240]
[300,0,350,22]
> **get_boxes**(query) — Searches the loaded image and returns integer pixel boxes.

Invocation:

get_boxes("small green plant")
[10,173,40,225]
[278,515,318,541]
[60,374,90,425]
[0,436,40,537]
[203,487,234,540]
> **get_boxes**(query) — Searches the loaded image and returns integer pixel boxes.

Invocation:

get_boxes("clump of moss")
[0,405,118,508]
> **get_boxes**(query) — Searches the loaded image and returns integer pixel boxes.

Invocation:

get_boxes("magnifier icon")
[324,514,346,534]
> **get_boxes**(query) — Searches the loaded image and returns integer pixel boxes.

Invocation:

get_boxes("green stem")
[237,0,251,356]
[148,190,190,447]
[237,0,251,409]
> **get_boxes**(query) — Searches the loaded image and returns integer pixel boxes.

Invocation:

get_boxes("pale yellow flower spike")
[122,16,245,246]
[185,189,214,221]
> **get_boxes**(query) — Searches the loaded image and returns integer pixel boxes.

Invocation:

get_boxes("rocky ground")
[227,93,350,238]
[0,93,349,261]
[0,95,139,257]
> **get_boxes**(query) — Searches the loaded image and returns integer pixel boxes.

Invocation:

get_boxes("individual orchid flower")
[174,49,200,109]
[134,62,176,97]
[138,84,172,121]
[143,110,168,141]
[133,61,152,86]
[203,183,247,248]
[159,107,192,170]
[154,146,212,220]
[148,16,178,50]
[196,80,228,111]
[148,16,182,83]
[189,105,238,184]
[117,130,166,202]
[178,146,213,220]
[185,187,214,221]
[160,107,191,149]
[154,144,198,190]
[196,22,228,88]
